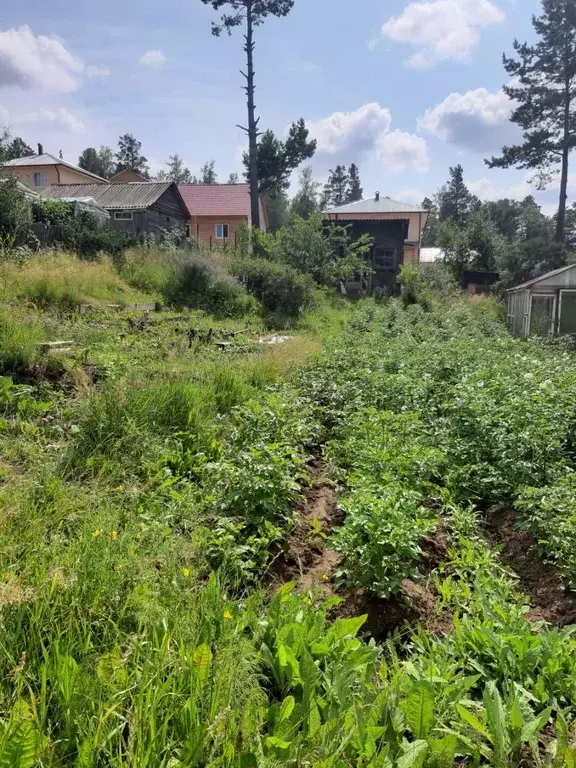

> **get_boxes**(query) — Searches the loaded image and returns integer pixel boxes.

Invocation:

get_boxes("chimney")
[375,191,380,202]
[37,143,43,156]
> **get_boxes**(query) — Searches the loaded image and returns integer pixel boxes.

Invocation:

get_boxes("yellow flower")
[322,573,330,582]
[116,563,124,572]
[110,530,119,541]
[92,529,102,538]
[128,548,136,557]
[223,610,232,620]
[182,568,191,578]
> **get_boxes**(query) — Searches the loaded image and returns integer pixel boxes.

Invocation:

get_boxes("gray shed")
[507,263,576,338]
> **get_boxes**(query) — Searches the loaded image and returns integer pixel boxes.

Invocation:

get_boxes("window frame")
[33,173,48,188]
[215,223,229,240]
[373,246,397,270]
[559,289,576,335]
[114,210,134,221]
[529,292,557,337]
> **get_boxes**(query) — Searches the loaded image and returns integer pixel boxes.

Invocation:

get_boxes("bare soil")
[269,462,342,597]
[484,509,576,625]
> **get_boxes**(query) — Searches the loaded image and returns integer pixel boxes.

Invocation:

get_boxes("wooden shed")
[40,182,189,235]
[507,264,576,338]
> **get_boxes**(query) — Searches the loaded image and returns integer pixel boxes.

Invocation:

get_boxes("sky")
[0,0,565,212]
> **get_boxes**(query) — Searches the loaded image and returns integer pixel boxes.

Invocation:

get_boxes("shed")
[507,263,576,338]
[40,182,189,235]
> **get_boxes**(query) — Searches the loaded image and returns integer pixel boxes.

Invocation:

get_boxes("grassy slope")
[3,256,576,765]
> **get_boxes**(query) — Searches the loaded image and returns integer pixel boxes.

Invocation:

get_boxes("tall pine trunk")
[245,2,261,230]
[557,145,569,242]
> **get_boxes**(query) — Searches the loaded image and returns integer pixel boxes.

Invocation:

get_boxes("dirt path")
[271,462,342,596]
[484,510,576,625]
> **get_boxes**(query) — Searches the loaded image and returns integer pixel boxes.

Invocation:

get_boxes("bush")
[230,257,315,319]
[0,177,31,245]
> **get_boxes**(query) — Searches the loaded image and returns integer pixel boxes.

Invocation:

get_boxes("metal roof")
[3,153,108,183]
[420,247,445,263]
[41,182,176,210]
[325,195,427,215]
[507,263,576,291]
[0,177,40,200]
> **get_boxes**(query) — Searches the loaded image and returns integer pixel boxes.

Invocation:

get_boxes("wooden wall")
[190,215,248,248]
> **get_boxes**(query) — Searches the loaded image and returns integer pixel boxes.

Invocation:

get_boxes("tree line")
[421,163,573,287]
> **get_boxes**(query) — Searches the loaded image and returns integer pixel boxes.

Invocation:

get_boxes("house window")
[114,211,133,220]
[215,223,229,239]
[374,247,397,270]
[33,173,48,188]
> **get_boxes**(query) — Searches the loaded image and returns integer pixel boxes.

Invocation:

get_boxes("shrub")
[230,257,315,319]
[0,177,31,245]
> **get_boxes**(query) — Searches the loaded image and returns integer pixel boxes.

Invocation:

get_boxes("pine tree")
[323,165,349,208]
[486,0,576,242]
[421,196,440,246]
[242,121,316,198]
[291,166,320,219]
[200,0,296,228]
[115,134,150,178]
[438,165,474,226]
[346,163,363,202]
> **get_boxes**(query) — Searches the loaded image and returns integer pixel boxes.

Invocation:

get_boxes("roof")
[109,169,151,183]
[3,153,108,183]
[508,263,576,291]
[178,183,266,224]
[325,195,427,215]
[41,182,178,210]
[420,247,445,263]
[0,177,40,200]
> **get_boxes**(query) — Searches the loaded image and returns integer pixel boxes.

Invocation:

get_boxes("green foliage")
[0,309,43,374]
[0,177,30,244]
[77,146,116,179]
[32,198,74,224]
[231,255,315,319]
[115,133,149,178]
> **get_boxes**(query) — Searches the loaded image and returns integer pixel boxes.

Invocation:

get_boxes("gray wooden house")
[325,194,428,293]
[41,182,189,235]
[507,264,576,338]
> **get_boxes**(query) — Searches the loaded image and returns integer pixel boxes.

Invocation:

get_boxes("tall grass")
[0,252,155,309]
[0,308,45,374]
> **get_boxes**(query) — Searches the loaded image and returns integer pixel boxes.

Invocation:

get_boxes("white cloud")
[85,64,111,80]
[419,88,517,151]
[307,103,392,155]
[377,130,429,173]
[468,175,532,201]
[139,49,166,69]
[393,188,430,205]
[380,0,505,68]
[0,105,85,133]
[0,25,84,92]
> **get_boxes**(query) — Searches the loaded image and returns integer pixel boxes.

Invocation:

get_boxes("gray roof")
[3,153,108,183]
[41,182,176,210]
[0,177,40,200]
[508,263,576,291]
[325,195,427,215]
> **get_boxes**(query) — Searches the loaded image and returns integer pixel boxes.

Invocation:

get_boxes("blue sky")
[1,0,564,211]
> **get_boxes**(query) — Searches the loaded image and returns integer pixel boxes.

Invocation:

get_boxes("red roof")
[178,183,267,226]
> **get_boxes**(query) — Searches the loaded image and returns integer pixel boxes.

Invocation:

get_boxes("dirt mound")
[270,463,342,596]
[485,510,576,625]
[334,578,451,642]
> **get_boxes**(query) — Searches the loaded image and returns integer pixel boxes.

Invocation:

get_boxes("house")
[462,270,499,295]
[507,263,576,338]
[179,183,267,247]
[2,144,107,189]
[325,194,429,292]
[40,182,189,234]
[109,169,151,183]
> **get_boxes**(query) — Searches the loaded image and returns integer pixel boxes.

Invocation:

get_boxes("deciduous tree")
[200,159,217,184]
[290,166,320,219]
[486,0,576,242]
[78,146,116,179]
[200,0,296,228]
[323,165,349,208]
[157,154,193,183]
[115,134,150,178]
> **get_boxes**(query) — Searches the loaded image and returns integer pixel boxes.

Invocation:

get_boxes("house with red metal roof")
[178,183,267,247]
